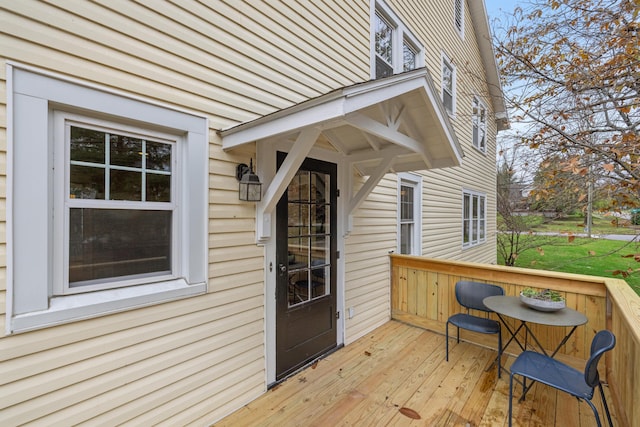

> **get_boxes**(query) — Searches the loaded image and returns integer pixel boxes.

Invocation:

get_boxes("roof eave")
[468,0,509,131]
[220,68,463,170]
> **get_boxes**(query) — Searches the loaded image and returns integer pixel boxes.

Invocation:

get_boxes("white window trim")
[371,0,425,78]
[441,52,457,117]
[472,96,488,153]
[454,0,465,38]
[397,173,422,255]
[7,65,208,333]
[462,189,487,249]
[54,114,182,295]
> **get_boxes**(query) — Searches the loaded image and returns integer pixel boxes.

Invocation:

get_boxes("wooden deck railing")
[390,254,640,427]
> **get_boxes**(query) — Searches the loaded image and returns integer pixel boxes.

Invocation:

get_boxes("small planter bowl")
[520,292,566,312]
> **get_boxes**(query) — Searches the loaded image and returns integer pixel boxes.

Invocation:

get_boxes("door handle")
[278,263,287,276]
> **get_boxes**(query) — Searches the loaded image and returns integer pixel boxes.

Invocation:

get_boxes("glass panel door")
[287,170,331,307]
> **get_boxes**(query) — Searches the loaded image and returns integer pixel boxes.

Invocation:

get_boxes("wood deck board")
[214,321,620,427]
[299,326,429,425]
[353,335,448,426]
[336,332,443,426]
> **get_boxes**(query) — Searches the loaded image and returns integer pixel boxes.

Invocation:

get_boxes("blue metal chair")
[446,281,504,377]
[508,330,616,427]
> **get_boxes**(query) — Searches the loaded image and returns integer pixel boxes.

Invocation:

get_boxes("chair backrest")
[584,330,616,388]
[455,281,504,313]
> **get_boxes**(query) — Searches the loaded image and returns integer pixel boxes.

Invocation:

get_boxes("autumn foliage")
[495,0,640,209]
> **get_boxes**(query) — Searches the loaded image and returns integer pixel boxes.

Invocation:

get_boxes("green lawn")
[498,214,640,296]
[501,235,640,296]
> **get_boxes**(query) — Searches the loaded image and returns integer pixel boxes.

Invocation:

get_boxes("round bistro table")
[483,295,588,399]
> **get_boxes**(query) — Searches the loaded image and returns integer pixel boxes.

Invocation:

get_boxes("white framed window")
[463,190,486,248]
[398,173,422,255]
[472,96,487,152]
[372,1,424,79]
[454,0,464,37]
[54,114,178,294]
[442,54,456,115]
[8,66,208,333]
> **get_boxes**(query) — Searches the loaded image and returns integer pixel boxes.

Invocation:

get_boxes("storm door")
[275,154,337,381]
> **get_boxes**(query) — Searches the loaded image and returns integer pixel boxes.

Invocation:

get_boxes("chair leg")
[508,373,514,427]
[445,321,449,362]
[584,398,602,427]
[497,330,502,378]
[598,383,614,427]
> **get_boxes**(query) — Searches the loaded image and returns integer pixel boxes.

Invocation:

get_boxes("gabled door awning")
[220,68,464,241]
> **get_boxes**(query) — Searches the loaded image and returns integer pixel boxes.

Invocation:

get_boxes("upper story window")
[398,173,422,255]
[372,1,423,79]
[472,97,487,152]
[374,12,394,79]
[463,190,486,248]
[442,54,456,115]
[454,0,464,36]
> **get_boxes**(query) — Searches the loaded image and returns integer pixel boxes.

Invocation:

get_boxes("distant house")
[1,0,506,424]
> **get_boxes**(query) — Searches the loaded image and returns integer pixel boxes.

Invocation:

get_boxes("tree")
[495,0,640,211]
[497,159,526,266]
[496,155,558,266]
[529,155,586,216]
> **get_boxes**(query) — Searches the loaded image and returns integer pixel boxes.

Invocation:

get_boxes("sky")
[484,0,518,19]
[484,0,521,29]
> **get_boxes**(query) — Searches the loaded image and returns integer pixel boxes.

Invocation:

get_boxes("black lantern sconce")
[236,159,262,202]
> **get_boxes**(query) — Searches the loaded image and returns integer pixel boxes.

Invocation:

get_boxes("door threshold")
[269,344,344,389]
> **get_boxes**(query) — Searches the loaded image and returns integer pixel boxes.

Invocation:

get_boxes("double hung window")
[372,1,423,79]
[398,173,422,255]
[60,117,176,293]
[9,67,207,333]
[463,190,486,248]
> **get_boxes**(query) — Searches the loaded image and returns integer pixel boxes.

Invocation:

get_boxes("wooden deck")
[215,321,618,426]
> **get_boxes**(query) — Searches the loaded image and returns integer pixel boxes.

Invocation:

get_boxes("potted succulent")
[520,287,566,312]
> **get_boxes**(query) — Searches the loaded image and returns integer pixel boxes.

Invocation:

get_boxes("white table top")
[483,295,588,327]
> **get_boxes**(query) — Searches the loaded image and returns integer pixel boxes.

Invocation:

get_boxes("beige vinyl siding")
[343,0,498,338]
[344,175,397,343]
[0,0,500,424]
[399,0,497,264]
[0,0,370,424]
[0,292,264,425]
[243,0,369,79]
[423,171,466,255]
[2,0,366,121]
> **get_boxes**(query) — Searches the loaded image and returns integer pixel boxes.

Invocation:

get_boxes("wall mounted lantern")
[236,159,262,202]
